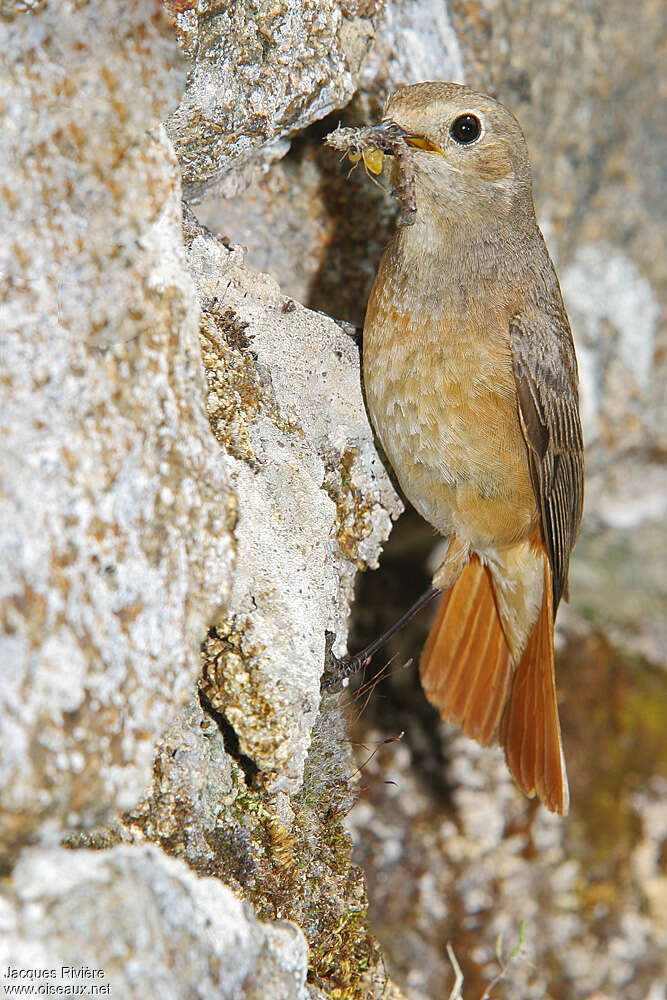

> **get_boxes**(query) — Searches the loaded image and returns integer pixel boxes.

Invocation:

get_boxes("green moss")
[309,905,380,999]
[137,697,383,998]
[226,703,382,998]
[120,657,382,997]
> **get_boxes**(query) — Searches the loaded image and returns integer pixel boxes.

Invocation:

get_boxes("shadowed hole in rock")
[343,507,457,808]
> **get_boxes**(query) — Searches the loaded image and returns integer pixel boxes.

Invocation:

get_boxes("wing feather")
[510,294,584,612]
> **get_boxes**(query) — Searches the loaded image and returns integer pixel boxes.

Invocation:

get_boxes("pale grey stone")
[0,0,234,862]
[187,223,401,790]
[358,0,465,91]
[196,0,466,311]
[244,920,309,1000]
[0,844,308,1000]
[165,0,376,200]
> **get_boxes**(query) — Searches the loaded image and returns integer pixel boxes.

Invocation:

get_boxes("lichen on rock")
[0,0,234,868]
[3,0,664,997]
[164,0,376,200]
[184,212,400,792]
[2,4,403,994]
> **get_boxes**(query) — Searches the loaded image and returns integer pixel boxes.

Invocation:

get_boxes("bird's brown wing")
[509,298,584,613]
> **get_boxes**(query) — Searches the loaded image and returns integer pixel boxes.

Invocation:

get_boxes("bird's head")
[376,82,535,230]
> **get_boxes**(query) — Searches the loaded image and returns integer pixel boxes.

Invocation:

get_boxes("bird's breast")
[363,243,537,549]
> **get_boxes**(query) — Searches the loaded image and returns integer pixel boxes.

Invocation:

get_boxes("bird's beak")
[368,120,444,154]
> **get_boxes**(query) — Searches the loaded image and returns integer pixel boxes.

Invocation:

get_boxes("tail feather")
[420,556,512,747]
[500,558,569,815]
[420,551,569,815]
[447,587,490,722]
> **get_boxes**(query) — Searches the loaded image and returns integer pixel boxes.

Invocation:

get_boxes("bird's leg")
[322,535,470,691]
[322,585,440,690]
[431,535,470,591]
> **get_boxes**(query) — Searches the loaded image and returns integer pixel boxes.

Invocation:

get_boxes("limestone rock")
[197,0,465,320]
[1,8,402,997]
[0,1,234,864]
[184,214,401,791]
[357,0,465,92]
[128,692,389,998]
[0,844,309,1000]
[164,0,376,200]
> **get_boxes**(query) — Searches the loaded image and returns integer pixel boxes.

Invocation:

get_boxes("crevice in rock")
[197,684,259,787]
[346,507,456,807]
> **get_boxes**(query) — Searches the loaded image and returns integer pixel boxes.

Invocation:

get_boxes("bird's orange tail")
[419,554,569,814]
[420,555,512,747]
[500,558,569,814]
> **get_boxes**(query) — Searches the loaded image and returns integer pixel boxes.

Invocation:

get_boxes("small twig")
[446,942,464,1000]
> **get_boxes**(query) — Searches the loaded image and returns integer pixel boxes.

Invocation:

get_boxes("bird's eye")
[449,114,482,145]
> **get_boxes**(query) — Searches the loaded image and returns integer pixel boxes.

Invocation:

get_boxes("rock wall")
[1,1,235,865]
[195,0,666,995]
[1,1,664,999]
[1,2,401,997]
[0,844,309,1000]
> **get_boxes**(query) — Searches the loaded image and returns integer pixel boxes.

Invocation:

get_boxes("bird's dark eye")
[450,114,482,145]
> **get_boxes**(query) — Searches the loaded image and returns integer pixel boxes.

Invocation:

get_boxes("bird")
[342,82,584,815]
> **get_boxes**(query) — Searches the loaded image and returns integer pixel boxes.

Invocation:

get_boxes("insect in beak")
[346,120,443,175]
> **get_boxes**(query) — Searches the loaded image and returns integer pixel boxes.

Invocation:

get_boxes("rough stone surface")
[0,0,234,865]
[164,0,376,200]
[198,0,465,322]
[356,0,464,94]
[128,691,399,997]
[0,844,309,1000]
[2,4,404,997]
[2,1,665,999]
[184,214,400,792]
[1,1,186,347]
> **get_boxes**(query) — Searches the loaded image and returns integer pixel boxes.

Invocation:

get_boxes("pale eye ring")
[450,114,482,145]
